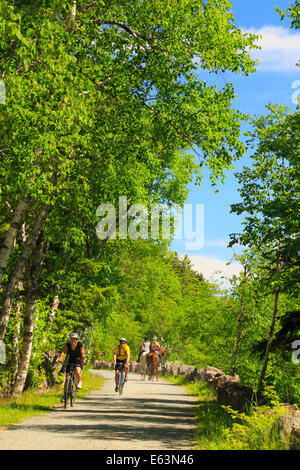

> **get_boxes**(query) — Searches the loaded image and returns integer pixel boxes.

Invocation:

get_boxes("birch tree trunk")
[11,281,36,395]
[12,233,47,396]
[12,295,22,382]
[0,205,49,341]
[48,294,60,324]
[0,197,28,285]
[71,1,76,22]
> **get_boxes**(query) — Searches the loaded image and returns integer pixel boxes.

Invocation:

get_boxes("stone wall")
[164,363,255,412]
[276,407,300,450]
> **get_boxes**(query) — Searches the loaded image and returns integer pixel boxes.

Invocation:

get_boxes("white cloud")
[244,25,300,71]
[187,255,242,287]
[204,239,229,248]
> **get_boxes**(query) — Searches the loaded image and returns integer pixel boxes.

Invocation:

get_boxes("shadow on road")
[5,372,197,449]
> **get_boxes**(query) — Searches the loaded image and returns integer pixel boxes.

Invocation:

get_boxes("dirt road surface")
[0,370,197,450]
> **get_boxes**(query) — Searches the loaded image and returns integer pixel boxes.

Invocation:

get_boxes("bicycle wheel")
[64,376,71,409]
[70,374,78,407]
[119,368,124,396]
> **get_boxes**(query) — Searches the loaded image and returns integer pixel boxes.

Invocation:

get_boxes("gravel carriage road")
[0,370,197,450]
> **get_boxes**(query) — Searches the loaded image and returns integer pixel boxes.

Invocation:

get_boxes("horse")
[147,346,165,382]
[139,351,148,380]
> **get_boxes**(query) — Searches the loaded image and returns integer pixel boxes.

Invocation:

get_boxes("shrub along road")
[0,370,197,450]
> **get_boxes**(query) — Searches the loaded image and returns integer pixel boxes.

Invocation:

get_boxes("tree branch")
[102,20,152,42]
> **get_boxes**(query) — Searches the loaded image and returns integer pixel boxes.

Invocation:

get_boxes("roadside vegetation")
[0,370,104,427]
[166,376,291,450]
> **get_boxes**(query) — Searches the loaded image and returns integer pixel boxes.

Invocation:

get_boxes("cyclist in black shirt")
[58,333,86,389]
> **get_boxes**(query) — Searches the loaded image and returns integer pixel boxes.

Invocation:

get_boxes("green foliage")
[220,387,289,450]
[230,106,300,292]
[277,1,300,32]
[0,0,258,387]
[0,370,105,427]
[24,366,46,390]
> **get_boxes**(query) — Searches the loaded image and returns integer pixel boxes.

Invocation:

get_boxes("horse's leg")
[143,355,148,380]
[141,363,145,380]
[147,358,151,380]
[149,362,153,381]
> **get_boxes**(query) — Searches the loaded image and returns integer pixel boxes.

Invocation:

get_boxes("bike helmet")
[119,337,127,342]
[70,332,79,339]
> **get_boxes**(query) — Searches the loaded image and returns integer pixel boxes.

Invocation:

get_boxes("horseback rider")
[137,336,151,363]
[150,335,162,366]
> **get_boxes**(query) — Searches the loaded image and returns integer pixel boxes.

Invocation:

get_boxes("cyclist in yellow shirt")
[113,337,130,392]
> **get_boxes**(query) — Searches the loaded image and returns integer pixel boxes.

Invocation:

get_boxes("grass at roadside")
[164,375,289,450]
[0,370,105,428]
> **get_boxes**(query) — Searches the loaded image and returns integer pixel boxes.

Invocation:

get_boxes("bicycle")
[116,362,126,396]
[63,363,79,408]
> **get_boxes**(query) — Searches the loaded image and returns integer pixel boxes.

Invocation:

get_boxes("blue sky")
[171,0,300,283]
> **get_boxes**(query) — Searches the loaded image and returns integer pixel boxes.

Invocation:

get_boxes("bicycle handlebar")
[60,362,83,374]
